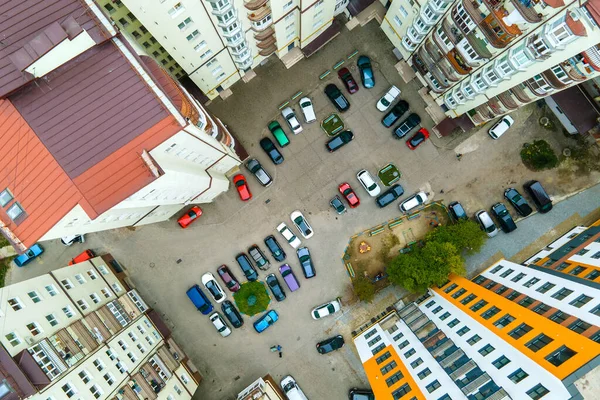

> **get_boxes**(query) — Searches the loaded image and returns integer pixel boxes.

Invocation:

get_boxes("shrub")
[233,281,270,316]
[520,140,559,171]
[352,276,375,303]
[426,220,486,255]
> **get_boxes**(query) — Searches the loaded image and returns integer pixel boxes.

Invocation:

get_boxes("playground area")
[343,203,451,290]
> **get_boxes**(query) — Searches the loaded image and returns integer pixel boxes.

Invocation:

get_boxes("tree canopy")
[353,275,375,303]
[426,220,486,255]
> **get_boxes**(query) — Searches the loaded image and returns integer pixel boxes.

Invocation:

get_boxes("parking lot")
[9,19,600,400]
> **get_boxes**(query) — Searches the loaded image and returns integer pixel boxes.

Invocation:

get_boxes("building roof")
[585,0,600,27]
[551,85,600,134]
[0,0,110,97]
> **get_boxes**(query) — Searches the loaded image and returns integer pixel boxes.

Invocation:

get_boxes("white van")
[488,115,514,139]
[280,375,308,400]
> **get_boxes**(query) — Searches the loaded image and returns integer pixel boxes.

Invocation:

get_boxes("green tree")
[352,276,375,303]
[520,140,559,171]
[426,220,486,255]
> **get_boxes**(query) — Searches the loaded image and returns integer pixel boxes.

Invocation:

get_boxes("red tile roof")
[585,0,600,27]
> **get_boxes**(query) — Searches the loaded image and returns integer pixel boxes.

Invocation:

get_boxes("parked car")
[311,299,341,320]
[299,97,317,123]
[524,180,552,213]
[375,184,404,208]
[281,107,303,134]
[399,191,428,213]
[60,234,84,246]
[277,222,302,249]
[264,235,286,262]
[382,100,409,128]
[235,253,258,281]
[393,113,421,139]
[279,264,300,292]
[268,120,290,147]
[259,137,284,165]
[201,272,226,303]
[406,128,430,150]
[504,188,532,217]
[376,85,401,112]
[291,211,313,239]
[338,67,359,94]
[266,273,286,301]
[296,247,316,279]
[326,130,354,152]
[357,55,375,88]
[448,201,468,221]
[177,206,202,228]
[233,174,252,201]
[221,300,244,328]
[68,249,95,265]
[330,195,347,214]
[357,169,381,197]
[324,84,350,112]
[475,210,499,238]
[246,159,273,187]
[280,375,308,400]
[316,335,345,354]
[248,245,270,271]
[253,310,279,333]
[209,312,231,337]
[186,285,213,315]
[217,265,241,292]
[491,203,517,233]
[14,244,44,267]
[488,115,514,139]
[339,182,360,208]
[349,388,375,400]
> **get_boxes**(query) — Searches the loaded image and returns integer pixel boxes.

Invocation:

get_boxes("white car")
[357,169,381,197]
[201,272,226,303]
[290,210,314,239]
[311,299,342,320]
[277,223,302,249]
[376,85,401,112]
[399,191,428,213]
[488,115,514,139]
[209,312,231,337]
[60,234,85,246]
[299,97,316,123]
[281,107,303,134]
[280,375,308,400]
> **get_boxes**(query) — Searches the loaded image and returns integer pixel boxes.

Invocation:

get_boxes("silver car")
[475,210,499,237]
[245,159,272,187]
[281,107,303,134]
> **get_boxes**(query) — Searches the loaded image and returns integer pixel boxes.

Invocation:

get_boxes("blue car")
[14,244,44,267]
[357,56,375,88]
[253,310,279,333]
[186,285,214,315]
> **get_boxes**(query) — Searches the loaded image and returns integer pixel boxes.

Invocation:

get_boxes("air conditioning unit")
[25,336,35,345]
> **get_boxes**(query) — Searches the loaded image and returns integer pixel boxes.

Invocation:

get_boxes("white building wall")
[523,226,587,265]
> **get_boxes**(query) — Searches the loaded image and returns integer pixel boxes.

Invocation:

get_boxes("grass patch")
[0,236,9,248]
[0,257,14,288]
[233,281,271,316]
[520,140,559,171]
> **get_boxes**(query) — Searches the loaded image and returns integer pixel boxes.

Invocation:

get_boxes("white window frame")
[90,384,103,399]
[168,2,185,19]
[8,297,23,311]
[78,369,91,384]
[90,293,101,304]
[111,283,122,293]
[61,382,77,398]
[5,332,21,347]
[75,274,86,285]
[63,306,75,318]
[27,322,43,336]
[0,188,13,206]
[7,203,24,220]
[87,270,98,280]
[61,279,74,290]
[45,313,59,327]
[93,359,105,372]
[45,285,58,296]
[28,291,42,303]
[101,288,112,298]
[178,17,193,31]
[97,265,109,275]
[399,5,408,18]
[104,373,115,385]
[77,299,89,310]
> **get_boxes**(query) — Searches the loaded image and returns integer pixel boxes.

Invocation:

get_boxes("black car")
[316,335,345,354]
[235,253,258,281]
[330,195,347,214]
[448,201,468,221]
[523,180,552,213]
[491,203,517,233]
[349,388,375,400]
[393,113,421,139]
[264,235,286,262]
[248,245,270,271]
[375,184,404,208]
[221,300,244,328]
[326,130,354,152]
[324,84,350,112]
[266,273,286,301]
[296,247,316,278]
[259,138,284,165]
[504,187,532,217]
[382,100,409,128]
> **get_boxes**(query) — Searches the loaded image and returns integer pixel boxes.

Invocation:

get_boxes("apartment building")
[380,0,600,126]
[0,0,245,253]
[0,253,201,400]
[98,0,351,100]
[237,375,286,399]
[353,236,600,398]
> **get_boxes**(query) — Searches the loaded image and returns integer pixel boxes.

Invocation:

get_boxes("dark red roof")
[585,0,600,27]
[551,86,600,134]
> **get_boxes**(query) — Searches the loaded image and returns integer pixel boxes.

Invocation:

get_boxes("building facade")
[380,0,600,125]
[0,0,244,252]
[0,253,201,400]
[236,375,286,399]
[353,220,600,399]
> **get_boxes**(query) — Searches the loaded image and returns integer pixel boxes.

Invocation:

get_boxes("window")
[457,326,471,336]
[111,283,122,293]
[375,351,391,364]
[452,288,466,299]
[570,294,593,308]
[511,273,526,283]
[399,5,408,17]
[591,251,600,259]
[552,287,574,300]
[178,17,193,31]
[494,314,515,328]
[62,383,77,398]
[570,266,586,276]
[470,300,488,312]
[76,299,88,310]
[106,349,116,360]
[448,318,460,328]
[118,340,128,350]
[129,333,138,342]
[93,359,105,372]
[439,312,451,321]
[590,305,600,316]
[45,285,58,296]
[519,296,535,308]
[509,323,532,339]
[524,278,540,288]
[444,283,458,293]
[371,344,385,355]
[104,373,115,385]
[368,336,381,346]
[87,270,98,280]
[526,334,553,352]
[181,374,190,384]
[495,285,508,295]
[481,306,500,320]
[5,332,21,347]
[90,384,103,399]
[550,311,570,323]
[101,288,111,298]
[146,336,155,345]
[500,268,514,278]
[526,384,549,399]
[45,314,59,327]
[394,15,402,27]
[533,303,550,315]
[545,345,577,367]
[186,30,200,42]
[127,352,137,363]
[410,358,423,368]
[0,188,13,206]
[478,344,495,356]
[132,30,141,39]
[506,290,521,301]
[61,279,74,290]
[75,274,86,285]
[90,293,101,304]
[174,385,182,395]
[283,0,293,10]
[537,282,555,294]
[97,265,109,275]
[425,300,435,308]
[168,2,185,18]
[28,291,41,303]
[62,306,74,318]
[426,380,441,393]
[490,265,503,274]
[461,294,476,305]
[116,362,127,373]
[386,371,404,387]
[418,368,431,379]
[137,343,146,353]
[492,355,511,369]
[467,334,481,345]
[381,361,397,375]
[585,270,600,280]
[432,306,443,314]
[78,370,91,384]
[8,297,23,311]
[392,383,411,399]
[508,368,529,383]
[27,322,42,336]
[568,319,591,334]
[555,262,570,271]
[398,340,409,349]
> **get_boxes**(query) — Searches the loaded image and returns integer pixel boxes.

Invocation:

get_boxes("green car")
[268,121,290,147]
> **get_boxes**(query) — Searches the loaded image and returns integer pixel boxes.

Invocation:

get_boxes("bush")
[233,281,270,316]
[352,276,375,303]
[520,140,559,171]
[0,256,14,288]
[426,220,486,255]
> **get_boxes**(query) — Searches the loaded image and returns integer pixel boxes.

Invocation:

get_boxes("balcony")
[509,0,542,23]
[412,54,429,77]
[478,9,521,49]
[583,45,600,72]
[561,60,587,81]
[236,56,253,70]
[257,35,276,49]
[439,348,465,368]
[132,372,158,399]
[254,26,274,41]
[427,40,460,82]
[487,97,506,115]
[462,0,485,25]
[210,1,234,15]
[430,339,454,357]
[511,83,532,103]
[398,303,418,319]
[449,359,478,380]
[474,103,495,120]
[466,31,493,59]
[443,18,463,44]
[452,2,479,36]
[259,43,277,56]
[497,91,518,109]
[460,372,491,395]
[419,46,450,89]
[542,67,572,89]
[447,48,472,74]
[526,75,553,96]
[244,0,268,11]
[248,6,271,22]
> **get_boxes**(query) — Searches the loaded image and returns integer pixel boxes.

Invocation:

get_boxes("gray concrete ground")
[8,20,600,400]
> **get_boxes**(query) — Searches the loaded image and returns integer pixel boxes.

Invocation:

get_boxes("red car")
[177,206,202,228]
[69,249,95,266]
[217,265,241,292]
[406,128,430,150]
[233,174,252,201]
[338,182,360,208]
[338,68,359,94]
